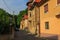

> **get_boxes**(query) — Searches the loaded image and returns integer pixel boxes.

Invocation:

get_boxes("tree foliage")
[0,8,13,34]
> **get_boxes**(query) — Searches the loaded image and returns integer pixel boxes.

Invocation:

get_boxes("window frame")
[44,4,48,13]
[45,22,49,29]
[30,12,31,17]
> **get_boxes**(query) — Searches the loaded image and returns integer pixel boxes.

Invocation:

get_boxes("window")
[29,21,32,27]
[22,25,23,29]
[33,21,35,26]
[30,12,31,17]
[57,0,60,4]
[44,4,48,13]
[29,21,31,24]
[45,22,49,29]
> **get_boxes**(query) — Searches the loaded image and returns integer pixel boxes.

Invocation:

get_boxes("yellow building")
[26,0,42,36]
[28,4,36,34]
[20,19,24,30]
[20,15,28,31]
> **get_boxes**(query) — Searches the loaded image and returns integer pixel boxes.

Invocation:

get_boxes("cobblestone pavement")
[14,30,47,40]
[0,30,58,40]
[14,30,58,40]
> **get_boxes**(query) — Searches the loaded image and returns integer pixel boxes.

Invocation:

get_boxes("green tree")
[0,8,13,34]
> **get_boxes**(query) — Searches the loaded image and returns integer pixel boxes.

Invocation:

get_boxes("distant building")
[20,15,28,31]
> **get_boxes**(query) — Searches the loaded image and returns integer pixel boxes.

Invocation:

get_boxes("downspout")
[35,6,37,35]
[38,6,40,37]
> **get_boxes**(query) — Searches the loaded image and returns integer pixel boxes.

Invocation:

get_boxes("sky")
[0,0,28,15]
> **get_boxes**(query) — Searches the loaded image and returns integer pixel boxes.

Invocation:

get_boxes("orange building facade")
[26,0,60,39]
[40,0,60,38]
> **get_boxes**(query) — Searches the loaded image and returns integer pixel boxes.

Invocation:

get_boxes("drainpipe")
[35,6,40,37]
[38,7,40,37]
[35,6,37,35]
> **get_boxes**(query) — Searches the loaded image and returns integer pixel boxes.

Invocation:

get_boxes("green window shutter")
[45,22,49,29]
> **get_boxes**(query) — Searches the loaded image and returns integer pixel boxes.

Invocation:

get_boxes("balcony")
[56,14,60,18]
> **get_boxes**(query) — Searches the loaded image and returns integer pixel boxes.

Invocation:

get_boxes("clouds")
[0,0,28,15]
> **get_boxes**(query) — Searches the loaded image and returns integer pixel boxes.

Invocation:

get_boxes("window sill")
[44,12,48,14]
[56,3,60,7]
[54,4,60,9]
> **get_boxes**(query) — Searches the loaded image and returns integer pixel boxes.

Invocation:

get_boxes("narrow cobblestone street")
[14,30,45,40]
[0,30,58,40]
[14,30,58,40]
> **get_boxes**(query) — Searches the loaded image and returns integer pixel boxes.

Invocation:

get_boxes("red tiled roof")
[23,15,28,19]
[35,0,41,2]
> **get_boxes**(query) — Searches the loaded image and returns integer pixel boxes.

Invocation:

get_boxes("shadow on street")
[14,30,47,40]
[14,30,58,40]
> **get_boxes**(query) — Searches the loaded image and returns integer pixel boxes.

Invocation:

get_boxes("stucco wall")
[28,8,36,34]
[40,0,60,35]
